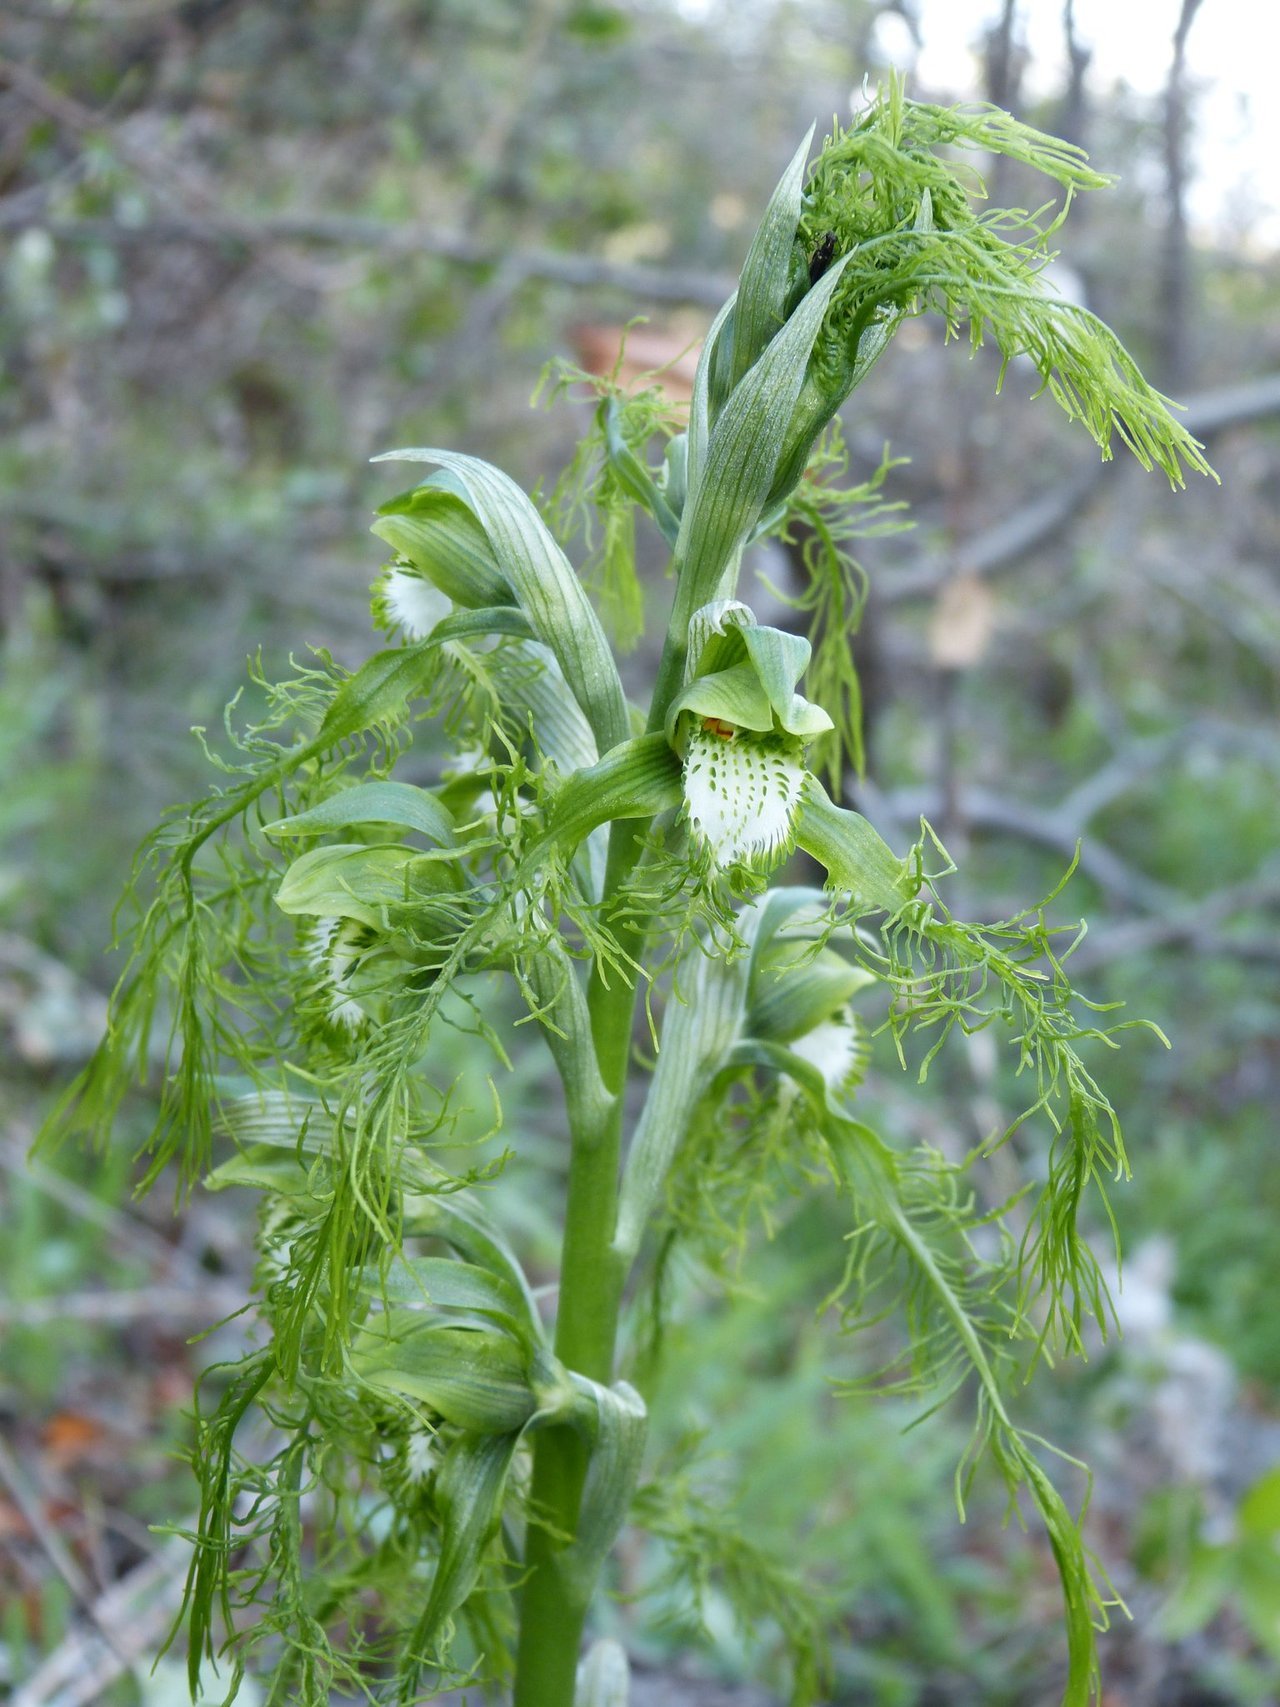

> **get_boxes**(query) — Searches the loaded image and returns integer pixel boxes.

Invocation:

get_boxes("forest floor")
[3,1092,1279,1707]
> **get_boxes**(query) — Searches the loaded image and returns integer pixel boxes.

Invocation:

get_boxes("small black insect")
[808,230,838,284]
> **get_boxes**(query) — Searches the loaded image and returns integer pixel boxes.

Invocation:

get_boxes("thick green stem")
[512,980,629,1707]
[512,622,690,1706]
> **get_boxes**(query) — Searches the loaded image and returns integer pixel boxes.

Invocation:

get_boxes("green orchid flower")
[665,601,832,870]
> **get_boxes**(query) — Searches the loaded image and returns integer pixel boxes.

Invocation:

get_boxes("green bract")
[41,81,1215,1707]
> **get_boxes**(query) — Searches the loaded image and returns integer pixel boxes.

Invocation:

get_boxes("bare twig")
[876,375,1280,608]
[1058,719,1280,824]
[856,777,1177,912]
[0,1435,128,1668]
[0,52,726,303]
[0,1282,245,1327]
[8,1534,192,1707]
[1160,0,1207,385]
[878,464,1105,605]
[0,206,735,306]
[1068,869,1280,971]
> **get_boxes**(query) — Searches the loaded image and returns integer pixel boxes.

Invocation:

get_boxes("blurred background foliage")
[1,2,1278,1703]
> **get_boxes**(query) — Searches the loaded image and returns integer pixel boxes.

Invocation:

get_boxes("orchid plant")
[46,80,1213,1707]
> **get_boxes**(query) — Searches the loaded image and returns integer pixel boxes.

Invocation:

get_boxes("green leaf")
[264,780,456,845]
[794,777,919,915]
[352,1318,537,1434]
[355,1257,536,1347]
[764,315,901,511]
[209,1087,334,1155]
[373,449,631,755]
[488,638,599,774]
[1240,1467,1280,1538]
[728,126,814,392]
[684,292,737,508]
[614,941,753,1263]
[274,843,463,929]
[674,252,853,613]
[575,1639,630,1707]
[402,1428,522,1686]
[316,645,439,746]
[429,604,534,643]
[402,1186,545,1329]
[535,733,681,862]
[204,1141,316,1197]
[560,1377,648,1601]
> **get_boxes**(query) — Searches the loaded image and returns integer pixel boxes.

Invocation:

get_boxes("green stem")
[512,981,628,1707]
[512,621,689,1706]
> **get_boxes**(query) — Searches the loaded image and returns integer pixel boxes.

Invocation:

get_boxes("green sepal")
[372,448,631,756]
[794,777,920,915]
[728,1035,855,1117]
[373,477,513,608]
[274,842,464,930]
[264,779,456,846]
[351,1317,538,1434]
[666,614,833,746]
[683,598,755,682]
[746,947,875,1044]
[613,939,754,1264]
[667,662,776,737]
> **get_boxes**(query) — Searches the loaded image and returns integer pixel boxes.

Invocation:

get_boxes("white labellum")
[402,1428,439,1483]
[682,725,805,869]
[379,566,450,641]
[305,917,367,1031]
[788,1009,863,1094]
